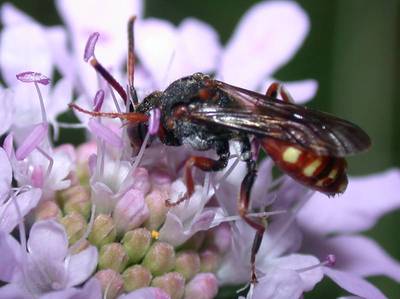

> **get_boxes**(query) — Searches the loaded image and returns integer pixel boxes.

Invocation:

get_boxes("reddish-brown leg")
[238,159,265,283]
[166,142,229,207]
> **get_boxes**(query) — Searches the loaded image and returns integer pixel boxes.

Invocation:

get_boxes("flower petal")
[321,235,400,282]
[250,267,303,299]
[297,169,400,234]
[88,119,123,148]
[324,267,387,299]
[66,246,98,287]
[0,148,12,204]
[1,3,34,26]
[0,22,53,86]
[55,0,143,95]
[41,278,102,299]
[27,220,68,262]
[0,88,13,136]
[267,254,323,291]
[0,232,21,282]
[219,1,309,90]
[0,188,42,233]
[0,283,32,299]
[261,79,318,104]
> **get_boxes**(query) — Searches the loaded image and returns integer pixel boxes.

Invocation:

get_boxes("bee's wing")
[188,82,371,157]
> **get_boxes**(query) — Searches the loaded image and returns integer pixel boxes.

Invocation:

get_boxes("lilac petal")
[297,169,400,235]
[66,246,98,287]
[0,283,32,299]
[0,188,42,233]
[0,148,12,203]
[0,88,13,135]
[120,287,170,299]
[324,267,387,299]
[251,267,303,299]
[41,278,102,299]
[15,123,48,160]
[268,254,323,291]
[2,134,14,158]
[1,3,34,26]
[27,219,68,262]
[92,89,105,112]
[219,1,309,90]
[16,71,50,85]
[88,119,123,148]
[323,235,400,282]
[46,78,73,122]
[262,79,318,104]
[148,108,161,135]
[0,232,21,282]
[0,24,53,86]
[159,210,215,247]
[83,32,99,62]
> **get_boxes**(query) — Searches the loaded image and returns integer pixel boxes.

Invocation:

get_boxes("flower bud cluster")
[49,158,227,299]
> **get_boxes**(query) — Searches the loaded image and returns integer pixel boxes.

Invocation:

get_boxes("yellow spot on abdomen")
[151,230,160,240]
[303,159,322,177]
[282,147,302,164]
[328,169,338,179]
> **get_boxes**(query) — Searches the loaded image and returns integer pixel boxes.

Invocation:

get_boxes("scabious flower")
[0,1,399,299]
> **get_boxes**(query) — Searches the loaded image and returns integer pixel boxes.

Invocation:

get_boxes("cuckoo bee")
[70,17,371,283]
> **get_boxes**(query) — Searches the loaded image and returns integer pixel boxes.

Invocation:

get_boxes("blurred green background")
[1,0,399,298]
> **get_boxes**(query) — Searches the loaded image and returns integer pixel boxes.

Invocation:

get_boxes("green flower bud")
[175,251,200,280]
[99,243,129,273]
[151,272,185,299]
[122,228,151,263]
[62,185,91,219]
[144,190,169,230]
[60,212,87,245]
[142,241,175,276]
[122,265,152,292]
[95,269,124,299]
[34,200,61,221]
[88,214,117,247]
[200,249,220,273]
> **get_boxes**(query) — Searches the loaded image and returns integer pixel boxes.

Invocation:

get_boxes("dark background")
[1,0,399,298]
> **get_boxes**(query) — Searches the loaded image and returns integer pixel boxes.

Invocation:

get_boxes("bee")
[70,17,371,283]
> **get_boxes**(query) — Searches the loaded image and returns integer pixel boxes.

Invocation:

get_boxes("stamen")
[148,108,161,135]
[16,71,50,85]
[34,81,48,123]
[56,122,87,129]
[68,204,96,255]
[108,86,122,114]
[93,89,105,112]
[296,254,336,273]
[214,210,287,225]
[36,145,54,178]
[84,32,100,62]
[90,58,127,102]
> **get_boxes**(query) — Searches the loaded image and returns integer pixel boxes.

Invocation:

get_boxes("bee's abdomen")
[261,139,348,195]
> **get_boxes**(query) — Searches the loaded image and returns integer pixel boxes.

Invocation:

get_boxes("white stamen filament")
[296,254,336,273]
[34,81,47,123]
[217,210,287,224]
[109,86,122,114]
[36,146,53,178]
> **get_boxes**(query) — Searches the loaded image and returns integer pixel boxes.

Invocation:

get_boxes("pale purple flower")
[0,220,98,298]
